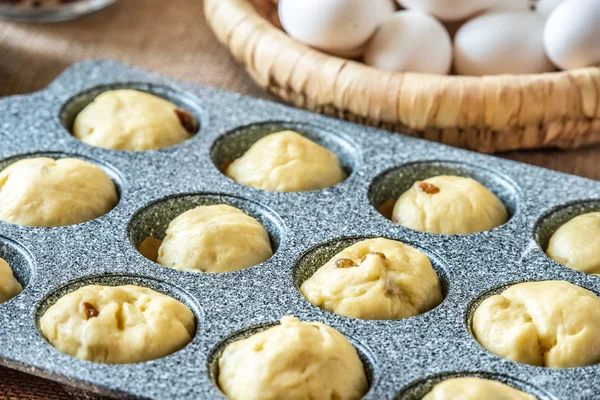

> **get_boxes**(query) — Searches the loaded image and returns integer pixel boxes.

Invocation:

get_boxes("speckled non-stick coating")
[0,60,599,400]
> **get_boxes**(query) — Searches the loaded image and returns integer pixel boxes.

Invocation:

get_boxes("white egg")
[454,12,555,75]
[488,0,565,17]
[364,11,452,74]
[375,0,398,24]
[397,0,494,21]
[279,0,395,57]
[544,0,600,70]
[327,44,368,59]
[487,0,527,11]
[537,0,566,15]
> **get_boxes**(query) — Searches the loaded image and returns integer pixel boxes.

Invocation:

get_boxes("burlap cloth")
[0,0,599,398]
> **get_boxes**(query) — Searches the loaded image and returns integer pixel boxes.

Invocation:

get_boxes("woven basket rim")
[205,0,600,153]
[240,0,598,81]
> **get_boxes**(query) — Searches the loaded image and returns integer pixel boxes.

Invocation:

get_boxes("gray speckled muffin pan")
[1,60,599,400]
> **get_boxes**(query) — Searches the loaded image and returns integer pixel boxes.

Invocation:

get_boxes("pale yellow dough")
[40,285,195,364]
[218,316,367,400]
[472,280,600,368]
[392,176,508,234]
[0,158,118,227]
[225,130,346,192]
[423,377,536,400]
[546,212,600,274]
[157,204,272,273]
[73,89,194,151]
[0,258,22,304]
[300,238,442,320]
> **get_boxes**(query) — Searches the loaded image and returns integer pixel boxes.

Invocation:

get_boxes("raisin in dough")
[40,285,195,363]
[0,258,22,304]
[225,130,346,192]
[546,212,600,274]
[73,89,196,151]
[392,176,508,234]
[472,280,600,368]
[218,316,367,400]
[157,204,272,273]
[300,238,442,320]
[0,157,118,227]
[423,377,536,400]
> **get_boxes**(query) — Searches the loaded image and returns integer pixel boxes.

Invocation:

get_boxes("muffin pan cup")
[0,60,599,399]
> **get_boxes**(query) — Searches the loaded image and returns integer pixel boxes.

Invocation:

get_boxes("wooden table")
[0,0,598,398]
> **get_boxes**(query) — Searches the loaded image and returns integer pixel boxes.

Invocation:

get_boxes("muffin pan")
[0,60,599,399]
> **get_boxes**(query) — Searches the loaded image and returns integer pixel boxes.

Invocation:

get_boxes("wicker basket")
[204,0,600,152]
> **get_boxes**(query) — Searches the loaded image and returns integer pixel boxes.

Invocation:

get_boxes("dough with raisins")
[300,238,442,320]
[472,280,600,368]
[0,258,22,304]
[218,316,367,400]
[546,212,600,274]
[225,130,346,192]
[39,285,195,363]
[392,175,508,234]
[0,157,118,227]
[157,204,272,273]
[73,89,196,151]
[423,377,536,400]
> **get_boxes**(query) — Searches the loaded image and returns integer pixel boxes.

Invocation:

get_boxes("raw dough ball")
[73,89,196,151]
[546,212,600,274]
[423,377,536,400]
[225,130,346,192]
[0,157,118,227]
[364,11,453,74]
[454,12,555,76]
[39,285,195,363]
[0,258,22,304]
[157,204,273,273]
[300,238,442,320]
[544,0,600,70]
[392,176,508,234]
[472,280,600,368]
[218,316,367,400]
